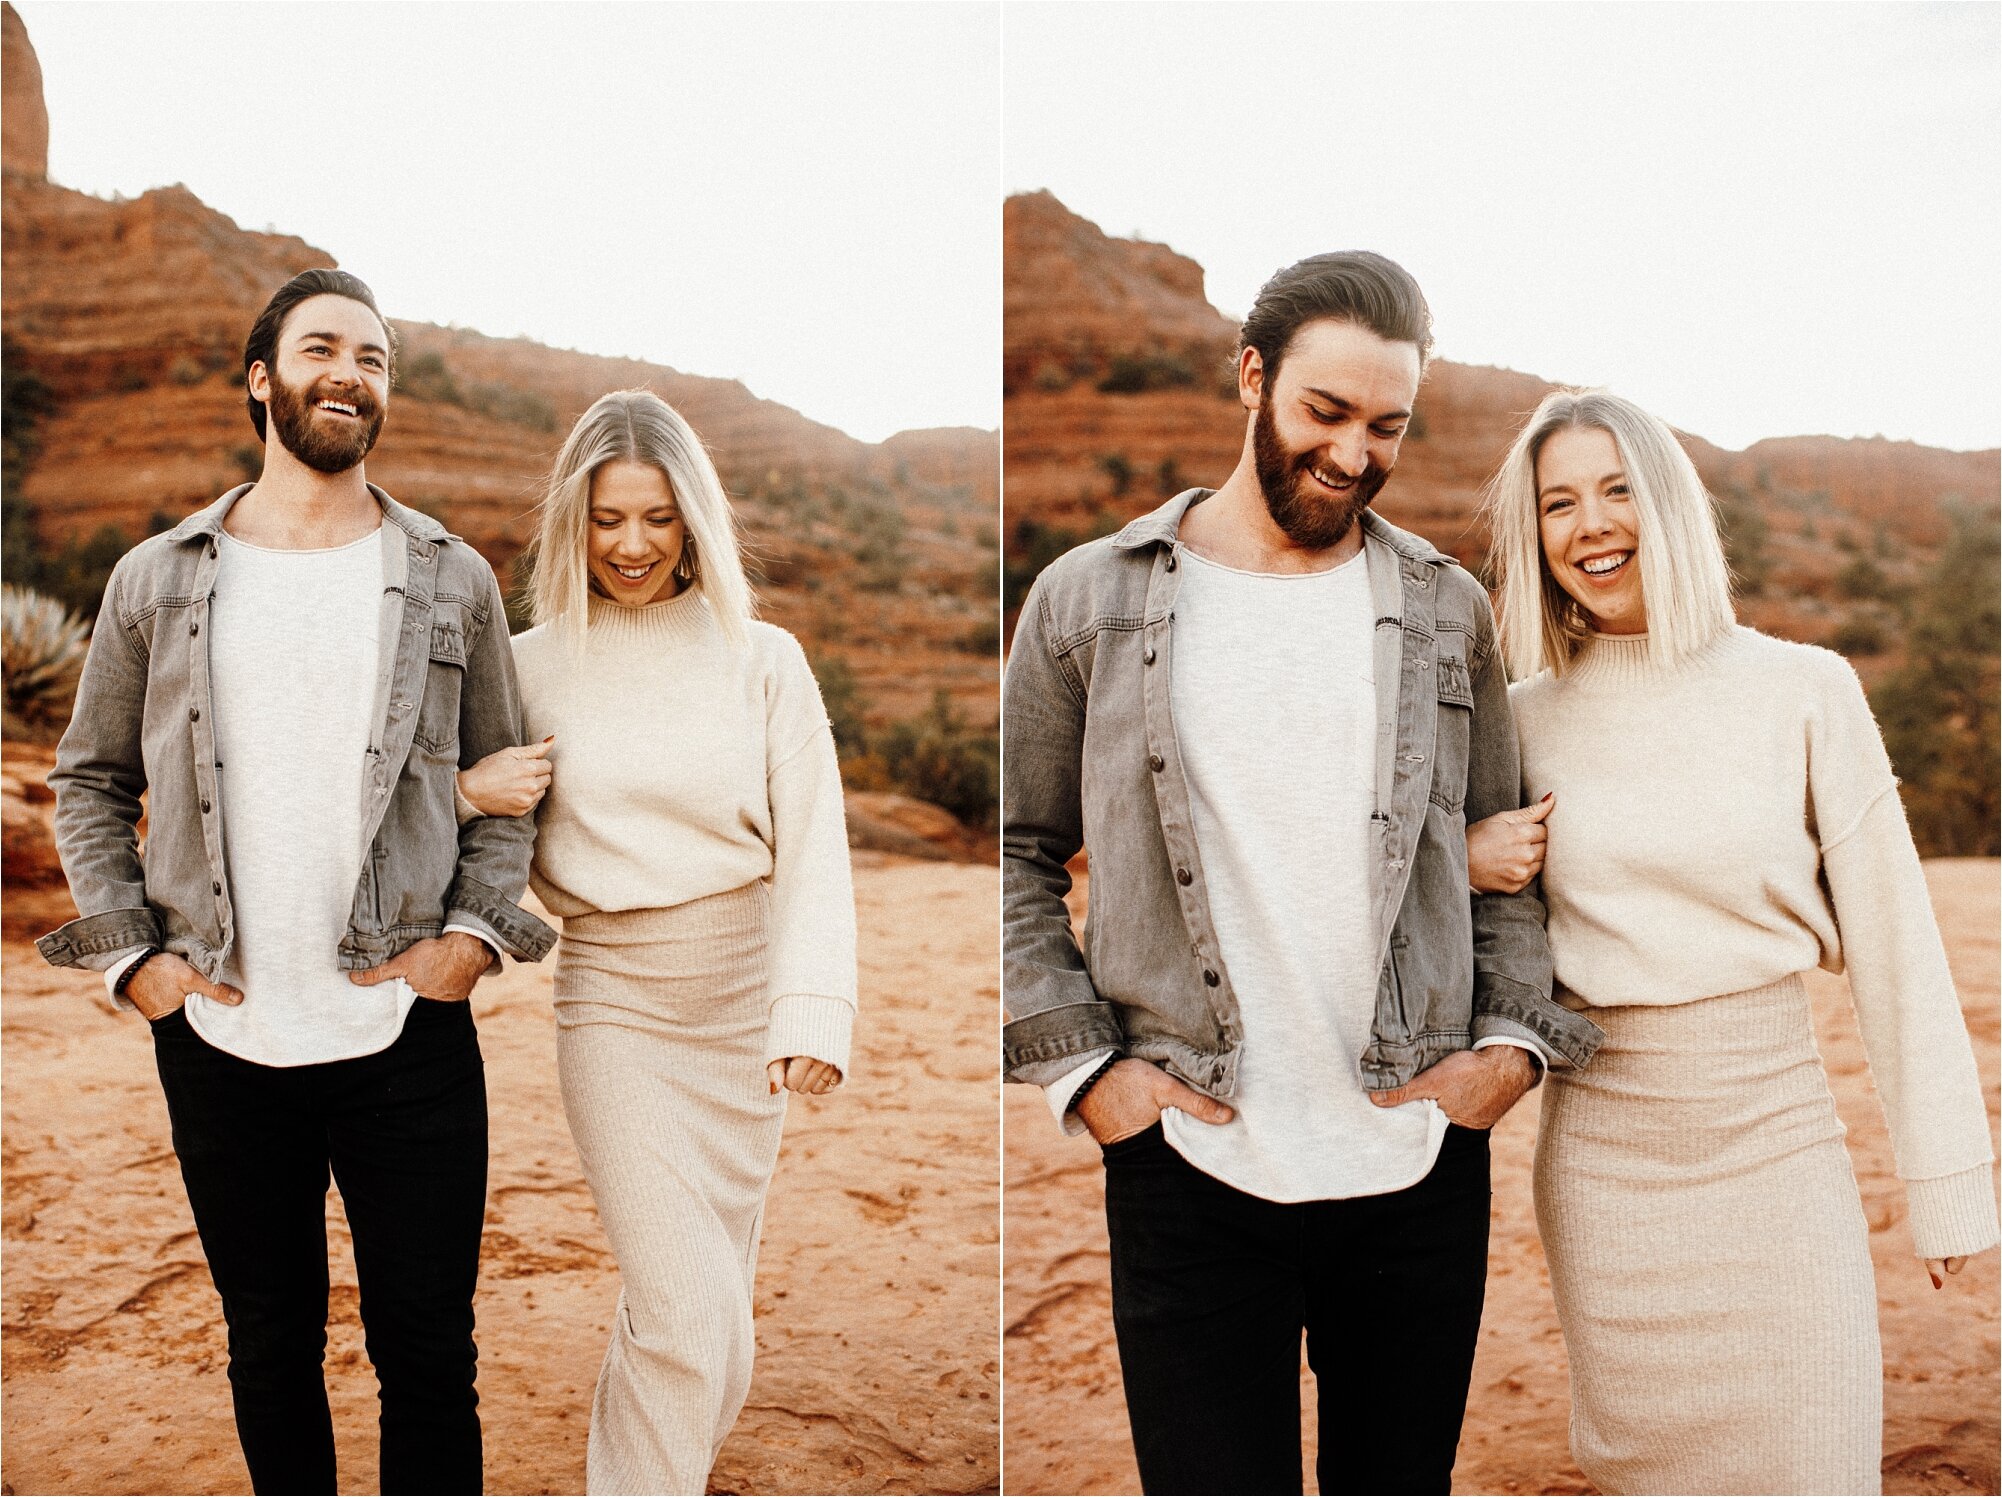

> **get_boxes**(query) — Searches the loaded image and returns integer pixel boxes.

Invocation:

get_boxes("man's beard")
[1252,390,1390,549]
[265,366,384,475]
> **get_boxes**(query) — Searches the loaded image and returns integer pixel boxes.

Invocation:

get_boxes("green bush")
[878,690,997,829]
[1096,351,1199,395]
[1827,612,1891,656]
[1870,506,1999,856]
[808,654,869,760]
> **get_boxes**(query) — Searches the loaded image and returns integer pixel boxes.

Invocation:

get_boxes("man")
[37,267,553,1495]
[1002,252,1602,1495]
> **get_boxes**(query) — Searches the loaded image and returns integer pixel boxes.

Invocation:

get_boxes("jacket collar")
[1110,486,1451,567]
[164,482,449,547]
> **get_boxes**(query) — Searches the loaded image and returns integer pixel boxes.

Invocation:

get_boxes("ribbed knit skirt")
[554,882,786,1497]
[1534,975,1882,1496]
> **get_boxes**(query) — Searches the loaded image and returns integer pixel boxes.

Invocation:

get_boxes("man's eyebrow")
[1302,387,1411,421]
[292,330,388,356]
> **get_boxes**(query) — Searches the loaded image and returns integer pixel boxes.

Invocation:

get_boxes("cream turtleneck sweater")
[1510,625,1996,1260]
[510,591,856,1074]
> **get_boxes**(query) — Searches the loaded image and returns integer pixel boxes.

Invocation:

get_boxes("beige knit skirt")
[1534,975,1882,1496]
[554,882,786,1497]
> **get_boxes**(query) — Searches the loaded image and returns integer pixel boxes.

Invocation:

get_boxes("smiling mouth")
[1577,550,1633,580]
[315,399,360,418]
[1307,463,1357,493]
[610,562,657,582]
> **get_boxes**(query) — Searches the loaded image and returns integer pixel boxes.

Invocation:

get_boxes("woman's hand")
[457,737,554,817]
[1467,793,1553,894]
[1926,1255,1969,1289]
[768,1057,843,1096]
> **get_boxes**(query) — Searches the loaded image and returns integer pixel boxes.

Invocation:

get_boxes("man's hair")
[242,268,395,439]
[1237,251,1434,377]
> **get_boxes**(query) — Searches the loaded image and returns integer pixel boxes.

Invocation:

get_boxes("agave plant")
[2,585,89,742]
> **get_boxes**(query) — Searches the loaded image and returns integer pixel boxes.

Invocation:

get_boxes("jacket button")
[200,800,211,813]
[1175,866,1193,886]
[189,622,199,637]
[1203,968,1219,987]
[1143,645,1156,665]
[1165,553,1178,572]
[211,880,222,895]
[189,708,200,722]
[1148,753,1164,772]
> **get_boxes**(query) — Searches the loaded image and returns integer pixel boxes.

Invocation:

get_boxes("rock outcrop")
[1001,191,1999,662]
[2,3,48,180]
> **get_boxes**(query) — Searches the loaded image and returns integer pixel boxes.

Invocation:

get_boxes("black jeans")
[1103,1121,1491,1496]
[150,998,489,1496]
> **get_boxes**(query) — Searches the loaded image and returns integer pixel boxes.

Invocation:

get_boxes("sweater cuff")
[1904,1163,2000,1260]
[766,993,855,1077]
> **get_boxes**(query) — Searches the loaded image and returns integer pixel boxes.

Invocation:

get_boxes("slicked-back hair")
[1480,388,1736,681]
[1238,251,1435,379]
[242,268,396,439]
[531,389,755,651]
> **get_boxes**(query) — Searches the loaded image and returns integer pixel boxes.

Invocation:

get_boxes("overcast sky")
[23,1,1000,445]
[1005,2,2000,454]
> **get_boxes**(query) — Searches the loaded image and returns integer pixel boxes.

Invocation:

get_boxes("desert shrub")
[1870,506,2000,856]
[808,654,869,761]
[397,350,558,433]
[877,690,997,828]
[953,619,997,656]
[1836,554,1905,603]
[1096,351,1199,395]
[1715,486,1772,597]
[1099,453,1133,496]
[1032,362,1071,393]
[169,357,207,386]
[1827,611,1891,656]
[2,585,89,741]
[1155,456,1184,497]
[845,497,908,592]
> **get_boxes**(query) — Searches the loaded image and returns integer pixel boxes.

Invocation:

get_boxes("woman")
[1466,389,1995,1495]
[457,389,856,1495]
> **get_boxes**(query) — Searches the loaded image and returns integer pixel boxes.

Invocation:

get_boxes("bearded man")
[38,268,553,1495]
[1002,252,1600,1495]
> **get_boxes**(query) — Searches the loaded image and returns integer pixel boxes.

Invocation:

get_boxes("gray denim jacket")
[36,484,555,981]
[1002,491,1601,1096]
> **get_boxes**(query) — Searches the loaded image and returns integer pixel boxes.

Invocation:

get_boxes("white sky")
[22,1,1000,445]
[1004,2,2001,454]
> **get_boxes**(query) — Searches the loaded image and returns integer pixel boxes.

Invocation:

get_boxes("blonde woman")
[1467,389,1995,1495]
[456,389,856,1494]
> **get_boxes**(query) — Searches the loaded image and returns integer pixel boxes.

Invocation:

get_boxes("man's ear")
[246,359,272,405]
[1237,345,1264,413]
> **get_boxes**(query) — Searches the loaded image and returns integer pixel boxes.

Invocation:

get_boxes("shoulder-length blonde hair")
[1480,388,1734,680]
[530,389,755,650]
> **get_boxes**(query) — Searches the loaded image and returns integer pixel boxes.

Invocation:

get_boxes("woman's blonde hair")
[1480,388,1734,680]
[530,389,755,649]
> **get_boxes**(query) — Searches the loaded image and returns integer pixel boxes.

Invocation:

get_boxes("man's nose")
[1325,427,1368,477]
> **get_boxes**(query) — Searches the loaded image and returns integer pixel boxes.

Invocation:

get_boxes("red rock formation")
[2,3,48,180]
[1,6,996,753]
[1002,192,1999,664]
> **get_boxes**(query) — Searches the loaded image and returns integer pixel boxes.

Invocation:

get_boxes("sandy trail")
[2,855,999,1496]
[1003,859,2000,1496]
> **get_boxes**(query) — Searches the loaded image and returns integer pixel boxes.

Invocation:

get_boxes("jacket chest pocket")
[413,620,467,755]
[1428,654,1473,812]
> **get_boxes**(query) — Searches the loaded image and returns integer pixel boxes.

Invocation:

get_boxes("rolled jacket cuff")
[1473,973,1603,1068]
[1005,1000,1127,1087]
[765,993,855,1078]
[443,873,556,963]
[36,906,163,970]
[1904,1163,2000,1261]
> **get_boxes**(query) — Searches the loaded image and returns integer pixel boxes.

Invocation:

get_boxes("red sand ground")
[1003,860,2001,1496]
[1,856,1000,1496]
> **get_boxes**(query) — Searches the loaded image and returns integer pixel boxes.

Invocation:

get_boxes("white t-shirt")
[183,527,418,1064]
